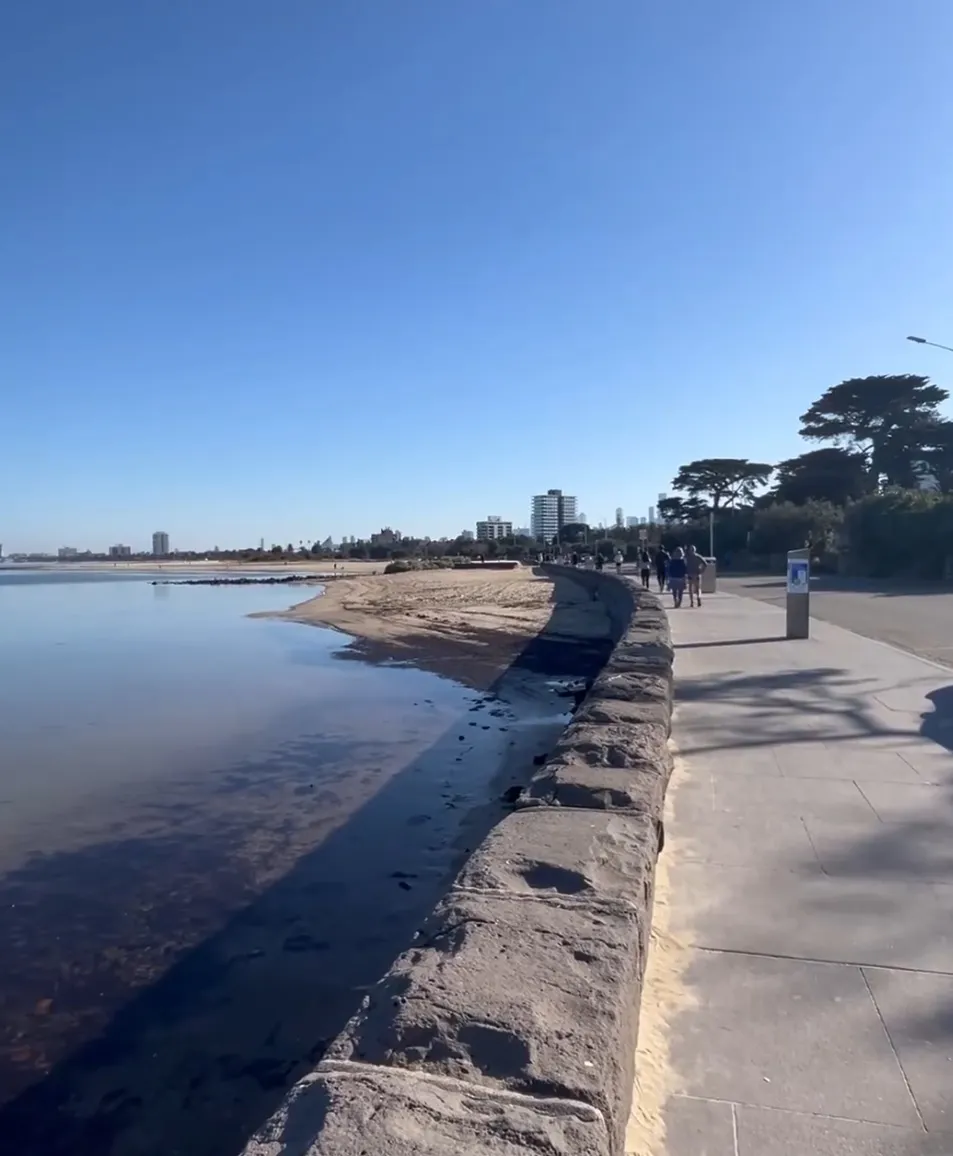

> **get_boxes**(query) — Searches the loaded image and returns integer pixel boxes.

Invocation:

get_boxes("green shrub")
[842,491,953,579]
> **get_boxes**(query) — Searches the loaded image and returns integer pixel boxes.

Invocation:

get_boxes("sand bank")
[272,565,614,688]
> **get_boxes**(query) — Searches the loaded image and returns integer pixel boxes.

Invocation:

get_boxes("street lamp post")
[907,335,953,354]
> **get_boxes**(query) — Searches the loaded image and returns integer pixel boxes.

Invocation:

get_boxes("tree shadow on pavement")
[673,666,916,757]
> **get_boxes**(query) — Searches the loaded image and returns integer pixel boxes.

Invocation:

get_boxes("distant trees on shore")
[659,374,953,580]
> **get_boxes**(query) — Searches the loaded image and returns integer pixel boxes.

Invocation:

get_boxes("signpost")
[785,548,810,639]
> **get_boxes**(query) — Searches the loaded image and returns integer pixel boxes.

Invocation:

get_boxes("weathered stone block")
[544,719,669,771]
[325,891,645,1155]
[576,683,671,726]
[455,809,660,912]
[519,756,669,814]
[243,1062,610,1156]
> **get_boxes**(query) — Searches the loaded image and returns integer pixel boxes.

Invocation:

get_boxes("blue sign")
[787,559,809,594]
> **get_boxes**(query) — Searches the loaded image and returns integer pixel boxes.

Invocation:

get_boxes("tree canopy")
[670,458,773,510]
[558,522,590,544]
[798,374,949,488]
[772,447,872,506]
[658,496,709,523]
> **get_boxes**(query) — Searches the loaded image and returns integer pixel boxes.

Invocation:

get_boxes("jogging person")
[614,549,624,574]
[667,547,687,608]
[639,549,652,589]
[685,544,708,607]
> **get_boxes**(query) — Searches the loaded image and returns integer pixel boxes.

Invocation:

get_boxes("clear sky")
[4,0,953,552]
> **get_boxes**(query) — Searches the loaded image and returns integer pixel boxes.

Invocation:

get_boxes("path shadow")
[675,636,786,650]
[0,573,624,1156]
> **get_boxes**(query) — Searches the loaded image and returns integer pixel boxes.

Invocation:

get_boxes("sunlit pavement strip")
[656,592,953,1155]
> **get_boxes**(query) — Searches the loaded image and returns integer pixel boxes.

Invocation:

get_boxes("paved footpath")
[718,575,953,670]
[659,591,953,1155]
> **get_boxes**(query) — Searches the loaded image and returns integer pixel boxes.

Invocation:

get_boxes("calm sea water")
[0,568,568,1156]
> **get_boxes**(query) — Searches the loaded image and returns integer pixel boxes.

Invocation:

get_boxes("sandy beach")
[273,565,614,688]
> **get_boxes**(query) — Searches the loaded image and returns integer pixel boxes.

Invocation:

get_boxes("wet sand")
[0,567,614,1156]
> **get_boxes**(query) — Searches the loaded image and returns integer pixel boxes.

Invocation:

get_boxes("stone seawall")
[242,570,674,1156]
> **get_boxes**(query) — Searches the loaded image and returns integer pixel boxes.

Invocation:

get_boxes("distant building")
[108,544,132,557]
[531,489,578,542]
[476,516,512,541]
[460,529,475,541]
[58,546,79,559]
[615,508,624,528]
[648,507,656,524]
[514,527,532,538]
[152,531,170,556]
[626,516,640,529]
[370,527,402,546]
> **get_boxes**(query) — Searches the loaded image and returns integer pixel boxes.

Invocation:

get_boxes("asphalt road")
[718,573,953,668]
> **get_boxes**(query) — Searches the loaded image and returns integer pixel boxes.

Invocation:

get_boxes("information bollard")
[701,558,717,595]
[785,548,810,639]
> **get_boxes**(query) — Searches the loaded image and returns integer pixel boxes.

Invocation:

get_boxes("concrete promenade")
[660,592,953,1155]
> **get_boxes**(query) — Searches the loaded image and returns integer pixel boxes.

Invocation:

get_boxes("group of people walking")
[567,544,709,609]
[635,544,708,609]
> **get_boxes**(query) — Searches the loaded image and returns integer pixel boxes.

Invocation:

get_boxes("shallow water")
[0,570,570,1154]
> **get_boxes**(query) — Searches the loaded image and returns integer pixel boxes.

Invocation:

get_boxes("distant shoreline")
[1,559,386,575]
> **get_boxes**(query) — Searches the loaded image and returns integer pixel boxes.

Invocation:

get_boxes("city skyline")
[5,486,684,555]
[8,501,673,557]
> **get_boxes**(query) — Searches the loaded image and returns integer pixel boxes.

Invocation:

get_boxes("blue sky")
[4,1,953,552]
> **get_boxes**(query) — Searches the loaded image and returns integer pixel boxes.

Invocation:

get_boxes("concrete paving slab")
[774,748,925,783]
[804,817,953,885]
[667,860,953,972]
[671,811,820,868]
[863,967,953,1133]
[892,746,953,783]
[736,1105,940,1155]
[660,1095,736,1155]
[857,783,953,823]
[671,950,921,1126]
[671,772,878,823]
[676,745,783,776]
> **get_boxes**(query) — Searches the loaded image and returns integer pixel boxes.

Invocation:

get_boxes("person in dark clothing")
[639,549,652,589]
[667,547,688,608]
[685,544,708,608]
[655,547,669,592]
